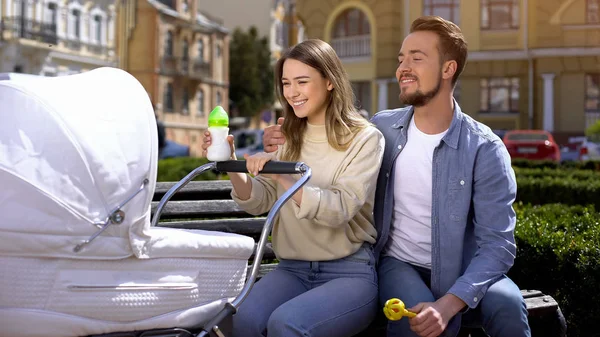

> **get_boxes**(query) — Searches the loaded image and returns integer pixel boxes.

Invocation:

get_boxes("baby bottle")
[206,105,232,162]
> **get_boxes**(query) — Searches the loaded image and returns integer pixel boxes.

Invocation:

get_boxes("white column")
[377,79,389,112]
[35,0,43,22]
[541,73,556,132]
[58,2,66,39]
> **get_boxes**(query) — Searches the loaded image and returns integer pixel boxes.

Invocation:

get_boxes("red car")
[502,130,561,162]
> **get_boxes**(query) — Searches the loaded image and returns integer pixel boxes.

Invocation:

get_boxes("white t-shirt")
[385,116,448,268]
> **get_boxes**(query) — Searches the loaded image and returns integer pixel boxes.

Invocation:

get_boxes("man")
[262,16,530,337]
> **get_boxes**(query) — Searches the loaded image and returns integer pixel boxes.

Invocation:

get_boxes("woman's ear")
[327,80,334,91]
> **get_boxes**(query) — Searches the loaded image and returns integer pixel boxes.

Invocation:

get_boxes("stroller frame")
[90,160,311,337]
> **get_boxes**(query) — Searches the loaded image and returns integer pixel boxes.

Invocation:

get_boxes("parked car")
[159,139,190,159]
[579,137,600,161]
[233,129,264,158]
[503,130,561,162]
[560,142,581,163]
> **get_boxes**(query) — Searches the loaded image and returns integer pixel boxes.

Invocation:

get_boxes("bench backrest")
[152,180,276,261]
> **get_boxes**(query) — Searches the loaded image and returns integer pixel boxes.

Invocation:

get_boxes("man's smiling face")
[396,30,444,107]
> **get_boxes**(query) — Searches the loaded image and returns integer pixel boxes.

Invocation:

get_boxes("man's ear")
[442,60,457,81]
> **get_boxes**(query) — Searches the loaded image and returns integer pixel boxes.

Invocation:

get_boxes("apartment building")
[117,0,229,157]
[296,0,600,142]
[0,0,117,75]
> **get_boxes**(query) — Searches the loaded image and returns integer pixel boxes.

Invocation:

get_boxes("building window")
[423,0,460,25]
[480,78,519,113]
[93,15,102,44]
[197,90,205,116]
[216,91,222,105]
[197,39,204,61]
[216,44,222,58]
[164,83,174,112]
[182,0,189,13]
[72,9,81,38]
[182,89,189,114]
[47,3,58,26]
[331,8,371,58]
[481,0,519,30]
[588,0,600,23]
[182,39,189,60]
[333,8,370,37]
[165,31,173,56]
[181,39,190,71]
[585,74,600,129]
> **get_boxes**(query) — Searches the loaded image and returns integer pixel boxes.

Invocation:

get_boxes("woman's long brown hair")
[274,39,371,161]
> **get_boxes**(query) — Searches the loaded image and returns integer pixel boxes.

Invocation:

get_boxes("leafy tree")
[229,26,274,117]
[586,120,600,142]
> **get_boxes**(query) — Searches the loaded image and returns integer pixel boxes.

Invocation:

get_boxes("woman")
[202,39,384,337]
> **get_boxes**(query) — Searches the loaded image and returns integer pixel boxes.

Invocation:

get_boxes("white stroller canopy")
[0,67,158,259]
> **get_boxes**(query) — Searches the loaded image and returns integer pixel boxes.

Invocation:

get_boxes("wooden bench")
[152,179,567,337]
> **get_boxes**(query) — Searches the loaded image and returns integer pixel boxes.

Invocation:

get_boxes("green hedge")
[514,167,600,180]
[508,166,600,207]
[510,203,600,337]
[516,176,600,208]
[512,158,600,170]
[157,157,229,182]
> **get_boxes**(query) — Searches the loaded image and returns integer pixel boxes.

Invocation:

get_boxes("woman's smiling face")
[281,58,333,124]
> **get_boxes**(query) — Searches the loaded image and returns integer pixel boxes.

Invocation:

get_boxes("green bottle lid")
[208,106,229,127]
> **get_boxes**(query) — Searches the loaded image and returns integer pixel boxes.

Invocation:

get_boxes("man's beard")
[399,73,442,107]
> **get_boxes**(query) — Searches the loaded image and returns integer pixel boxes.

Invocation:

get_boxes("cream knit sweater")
[231,122,385,261]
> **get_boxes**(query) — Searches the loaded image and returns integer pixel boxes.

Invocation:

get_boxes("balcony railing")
[161,55,179,75]
[192,59,211,79]
[0,16,57,45]
[65,39,82,50]
[181,57,190,73]
[85,42,112,55]
[331,35,371,59]
[160,56,192,77]
[160,56,212,80]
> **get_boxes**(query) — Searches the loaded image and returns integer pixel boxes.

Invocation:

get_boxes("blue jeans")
[378,256,531,337]
[231,245,378,337]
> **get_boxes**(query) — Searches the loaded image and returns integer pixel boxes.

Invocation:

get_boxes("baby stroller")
[0,67,311,337]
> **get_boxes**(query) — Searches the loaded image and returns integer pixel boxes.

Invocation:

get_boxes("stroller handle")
[151,160,309,228]
[215,160,304,174]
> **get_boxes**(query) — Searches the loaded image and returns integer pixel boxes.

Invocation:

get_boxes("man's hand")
[408,294,466,337]
[263,117,285,153]
[244,152,279,181]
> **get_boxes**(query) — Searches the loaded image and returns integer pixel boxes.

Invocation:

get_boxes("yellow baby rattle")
[383,298,417,321]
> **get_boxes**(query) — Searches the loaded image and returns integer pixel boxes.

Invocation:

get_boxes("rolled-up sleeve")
[231,175,278,216]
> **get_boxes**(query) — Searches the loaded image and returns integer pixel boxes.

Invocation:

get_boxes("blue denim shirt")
[370,103,517,330]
